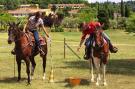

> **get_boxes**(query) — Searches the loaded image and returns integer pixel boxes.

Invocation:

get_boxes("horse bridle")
[9,29,32,49]
[94,30,104,48]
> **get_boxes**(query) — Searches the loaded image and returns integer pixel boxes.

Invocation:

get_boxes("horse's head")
[8,22,20,44]
[93,29,104,49]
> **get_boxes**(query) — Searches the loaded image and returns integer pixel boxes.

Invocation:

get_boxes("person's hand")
[47,34,49,38]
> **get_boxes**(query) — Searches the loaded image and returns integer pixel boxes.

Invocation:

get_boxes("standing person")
[77,21,118,60]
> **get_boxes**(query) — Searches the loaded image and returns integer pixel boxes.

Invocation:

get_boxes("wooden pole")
[64,38,66,59]
[14,55,16,78]
[65,43,81,60]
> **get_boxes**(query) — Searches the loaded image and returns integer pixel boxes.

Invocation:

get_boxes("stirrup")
[38,48,45,55]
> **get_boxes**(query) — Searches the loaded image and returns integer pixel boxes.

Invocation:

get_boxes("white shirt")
[27,16,44,30]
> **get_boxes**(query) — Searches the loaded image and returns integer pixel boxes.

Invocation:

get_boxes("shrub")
[61,17,80,28]
[126,13,135,32]
[109,20,117,29]
[97,9,110,30]
[51,27,64,32]
[117,17,127,29]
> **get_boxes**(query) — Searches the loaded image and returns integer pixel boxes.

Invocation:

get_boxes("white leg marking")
[43,73,46,80]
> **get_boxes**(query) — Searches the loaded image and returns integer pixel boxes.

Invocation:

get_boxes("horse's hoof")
[103,82,107,86]
[91,78,95,82]
[26,83,31,86]
[31,76,34,80]
[43,76,46,80]
[17,79,21,82]
[96,82,99,86]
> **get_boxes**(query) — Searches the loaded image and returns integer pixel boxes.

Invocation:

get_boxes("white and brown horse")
[89,29,109,86]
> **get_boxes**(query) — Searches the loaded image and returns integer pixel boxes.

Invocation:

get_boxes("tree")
[78,7,97,23]
[121,0,125,17]
[126,13,135,33]
[97,9,110,30]
[63,7,71,17]
[125,4,130,17]
[4,0,20,10]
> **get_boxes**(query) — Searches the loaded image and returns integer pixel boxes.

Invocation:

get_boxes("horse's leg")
[103,64,107,86]
[89,58,94,82]
[30,56,36,80]
[42,55,47,80]
[16,58,21,82]
[94,57,100,86]
[25,58,31,84]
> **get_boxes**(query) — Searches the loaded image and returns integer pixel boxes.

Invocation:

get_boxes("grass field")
[0,30,135,89]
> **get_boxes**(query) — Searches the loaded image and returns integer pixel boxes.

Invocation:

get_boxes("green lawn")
[0,30,135,89]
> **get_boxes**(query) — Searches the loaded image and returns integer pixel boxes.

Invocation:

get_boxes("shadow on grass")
[0,77,27,83]
[64,59,135,76]
[124,29,135,35]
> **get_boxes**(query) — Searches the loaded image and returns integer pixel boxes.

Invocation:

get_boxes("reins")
[14,32,33,49]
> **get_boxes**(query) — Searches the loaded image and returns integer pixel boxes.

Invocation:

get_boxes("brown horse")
[89,29,109,86]
[7,22,47,84]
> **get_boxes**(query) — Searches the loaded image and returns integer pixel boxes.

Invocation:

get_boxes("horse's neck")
[15,32,28,48]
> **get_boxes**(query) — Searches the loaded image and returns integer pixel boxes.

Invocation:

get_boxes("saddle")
[84,36,108,60]
[26,32,46,46]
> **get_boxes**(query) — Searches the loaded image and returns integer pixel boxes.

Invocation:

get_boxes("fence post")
[14,55,16,78]
[64,38,66,59]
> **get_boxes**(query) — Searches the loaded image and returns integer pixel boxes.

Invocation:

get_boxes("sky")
[88,0,130,3]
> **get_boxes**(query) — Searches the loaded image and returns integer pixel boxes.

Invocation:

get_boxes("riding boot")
[84,46,90,60]
[109,42,118,53]
[38,46,45,56]
[84,47,89,60]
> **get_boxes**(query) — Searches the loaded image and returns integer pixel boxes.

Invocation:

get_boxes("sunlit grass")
[0,30,135,89]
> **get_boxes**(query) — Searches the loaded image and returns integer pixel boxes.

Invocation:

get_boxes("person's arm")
[23,23,27,32]
[42,24,49,38]
[77,33,86,51]
[77,39,85,51]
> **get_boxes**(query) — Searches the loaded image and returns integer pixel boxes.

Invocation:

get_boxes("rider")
[77,21,118,59]
[24,11,50,55]
[11,11,50,55]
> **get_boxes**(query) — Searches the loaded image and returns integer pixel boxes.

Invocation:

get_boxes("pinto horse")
[89,29,109,86]
[7,22,47,84]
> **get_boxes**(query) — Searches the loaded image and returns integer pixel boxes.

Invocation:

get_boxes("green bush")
[109,20,117,29]
[97,9,110,30]
[61,17,79,28]
[126,13,135,32]
[117,17,127,29]
[78,8,97,22]
[51,27,64,32]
